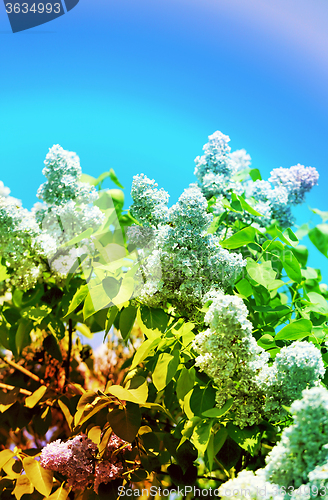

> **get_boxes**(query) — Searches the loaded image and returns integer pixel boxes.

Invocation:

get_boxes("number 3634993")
[5,3,61,13]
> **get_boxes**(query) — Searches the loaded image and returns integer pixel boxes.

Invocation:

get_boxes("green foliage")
[0,162,328,500]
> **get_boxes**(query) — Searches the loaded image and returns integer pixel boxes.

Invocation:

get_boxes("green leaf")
[83,285,112,320]
[21,305,52,323]
[0,388,20,413]
[285,228,299,245]
[109,189,125,208]
[104,306,119,339]
[76,323,93,339]
[153,351,180,391]
[76,398,112,427]
[13,475,34,500]
[184,385,216,419]
[207,215,225,234]
[221,227,257,249]
[108,168,124,189]
[176,367,195,401]
[275,319,312,341]
[292,245,309,268]
[125,377,149,403]
[43,334,63,362]
[58,399,73,431]
[130,337,160,369]
[23,457,53,497]
[238,195,263,216]
[192,421,212,454]
[295,223,310,240]
[311,207,328,223]
[281,248,302,283]
[47,484,69,500]
[140,306,169,333]
[80,173,97,185]
[249,168,262,181]
[61,227,93,248]
[0,324,10,350]
[309,224,328,257]
[301,267,318,280]
[0,262,9,282]
[0,449,14,469]
[102,277,121,299]
[107,402,141,442]
[247,259,276,287]
[257,334,275,349]
[106,384,148,404]
[227,424,262,456]
[25,386,47,408]
[64,285,89,317]
[305,292,328,315]
[236,278,253,298]
[230,193,243,212]
[15,318,32,355]
[213,427,228,455]
[206,434,215,472]
[112,277,135,307]
[119,305,137,341]
[202,398,234,418]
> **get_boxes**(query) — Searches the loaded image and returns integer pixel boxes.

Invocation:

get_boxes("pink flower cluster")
[40,433,132,492]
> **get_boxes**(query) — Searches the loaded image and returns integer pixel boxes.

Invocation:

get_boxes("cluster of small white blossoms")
[192,291,269,427]
[218,469,283,500]
[257,341,325,422]
[130,178,245,312]
[35,145,104,277]
[195,131,318,229]
[192,291,325,428]
[0,145,104,289]
[0,180,49,289]
[40,433,132,493]
[194,131,251,198]
[218,387,328,500]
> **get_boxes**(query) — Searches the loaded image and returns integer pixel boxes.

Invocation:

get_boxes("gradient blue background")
[1,0,328,278]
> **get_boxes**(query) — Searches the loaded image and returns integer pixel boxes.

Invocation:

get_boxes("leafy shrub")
[0,132,327,500]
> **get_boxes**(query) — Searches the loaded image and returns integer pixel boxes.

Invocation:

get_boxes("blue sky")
[1,0,328,279]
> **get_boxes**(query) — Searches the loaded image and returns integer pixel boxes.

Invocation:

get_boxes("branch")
[0,355,44,384]
[0,382,32,396]
[65,319,73,384]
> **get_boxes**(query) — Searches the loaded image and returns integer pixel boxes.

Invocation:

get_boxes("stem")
[0,355,43,384]
[0,382,32,396]
[65,319,73,384]
[214,457,230,478]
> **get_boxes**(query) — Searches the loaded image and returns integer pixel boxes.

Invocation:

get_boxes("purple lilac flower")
[94,461,124,494]
[269,164,319,205]
[40,433,132,492]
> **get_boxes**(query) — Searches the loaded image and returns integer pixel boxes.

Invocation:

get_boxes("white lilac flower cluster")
[0,182,50,289]
[218,469,283,500]
[192,291,325,428]
[258,341,325,422]
[35,144,104,249]
[264,387,328,489]
[192,292,269,427]
[0,145,104,289]
[40,433,132,493]
[218,387,328,500]
[195,131,318,229]
[130,173,169,227]
[130,179,246,311]
[194,131,250,198]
